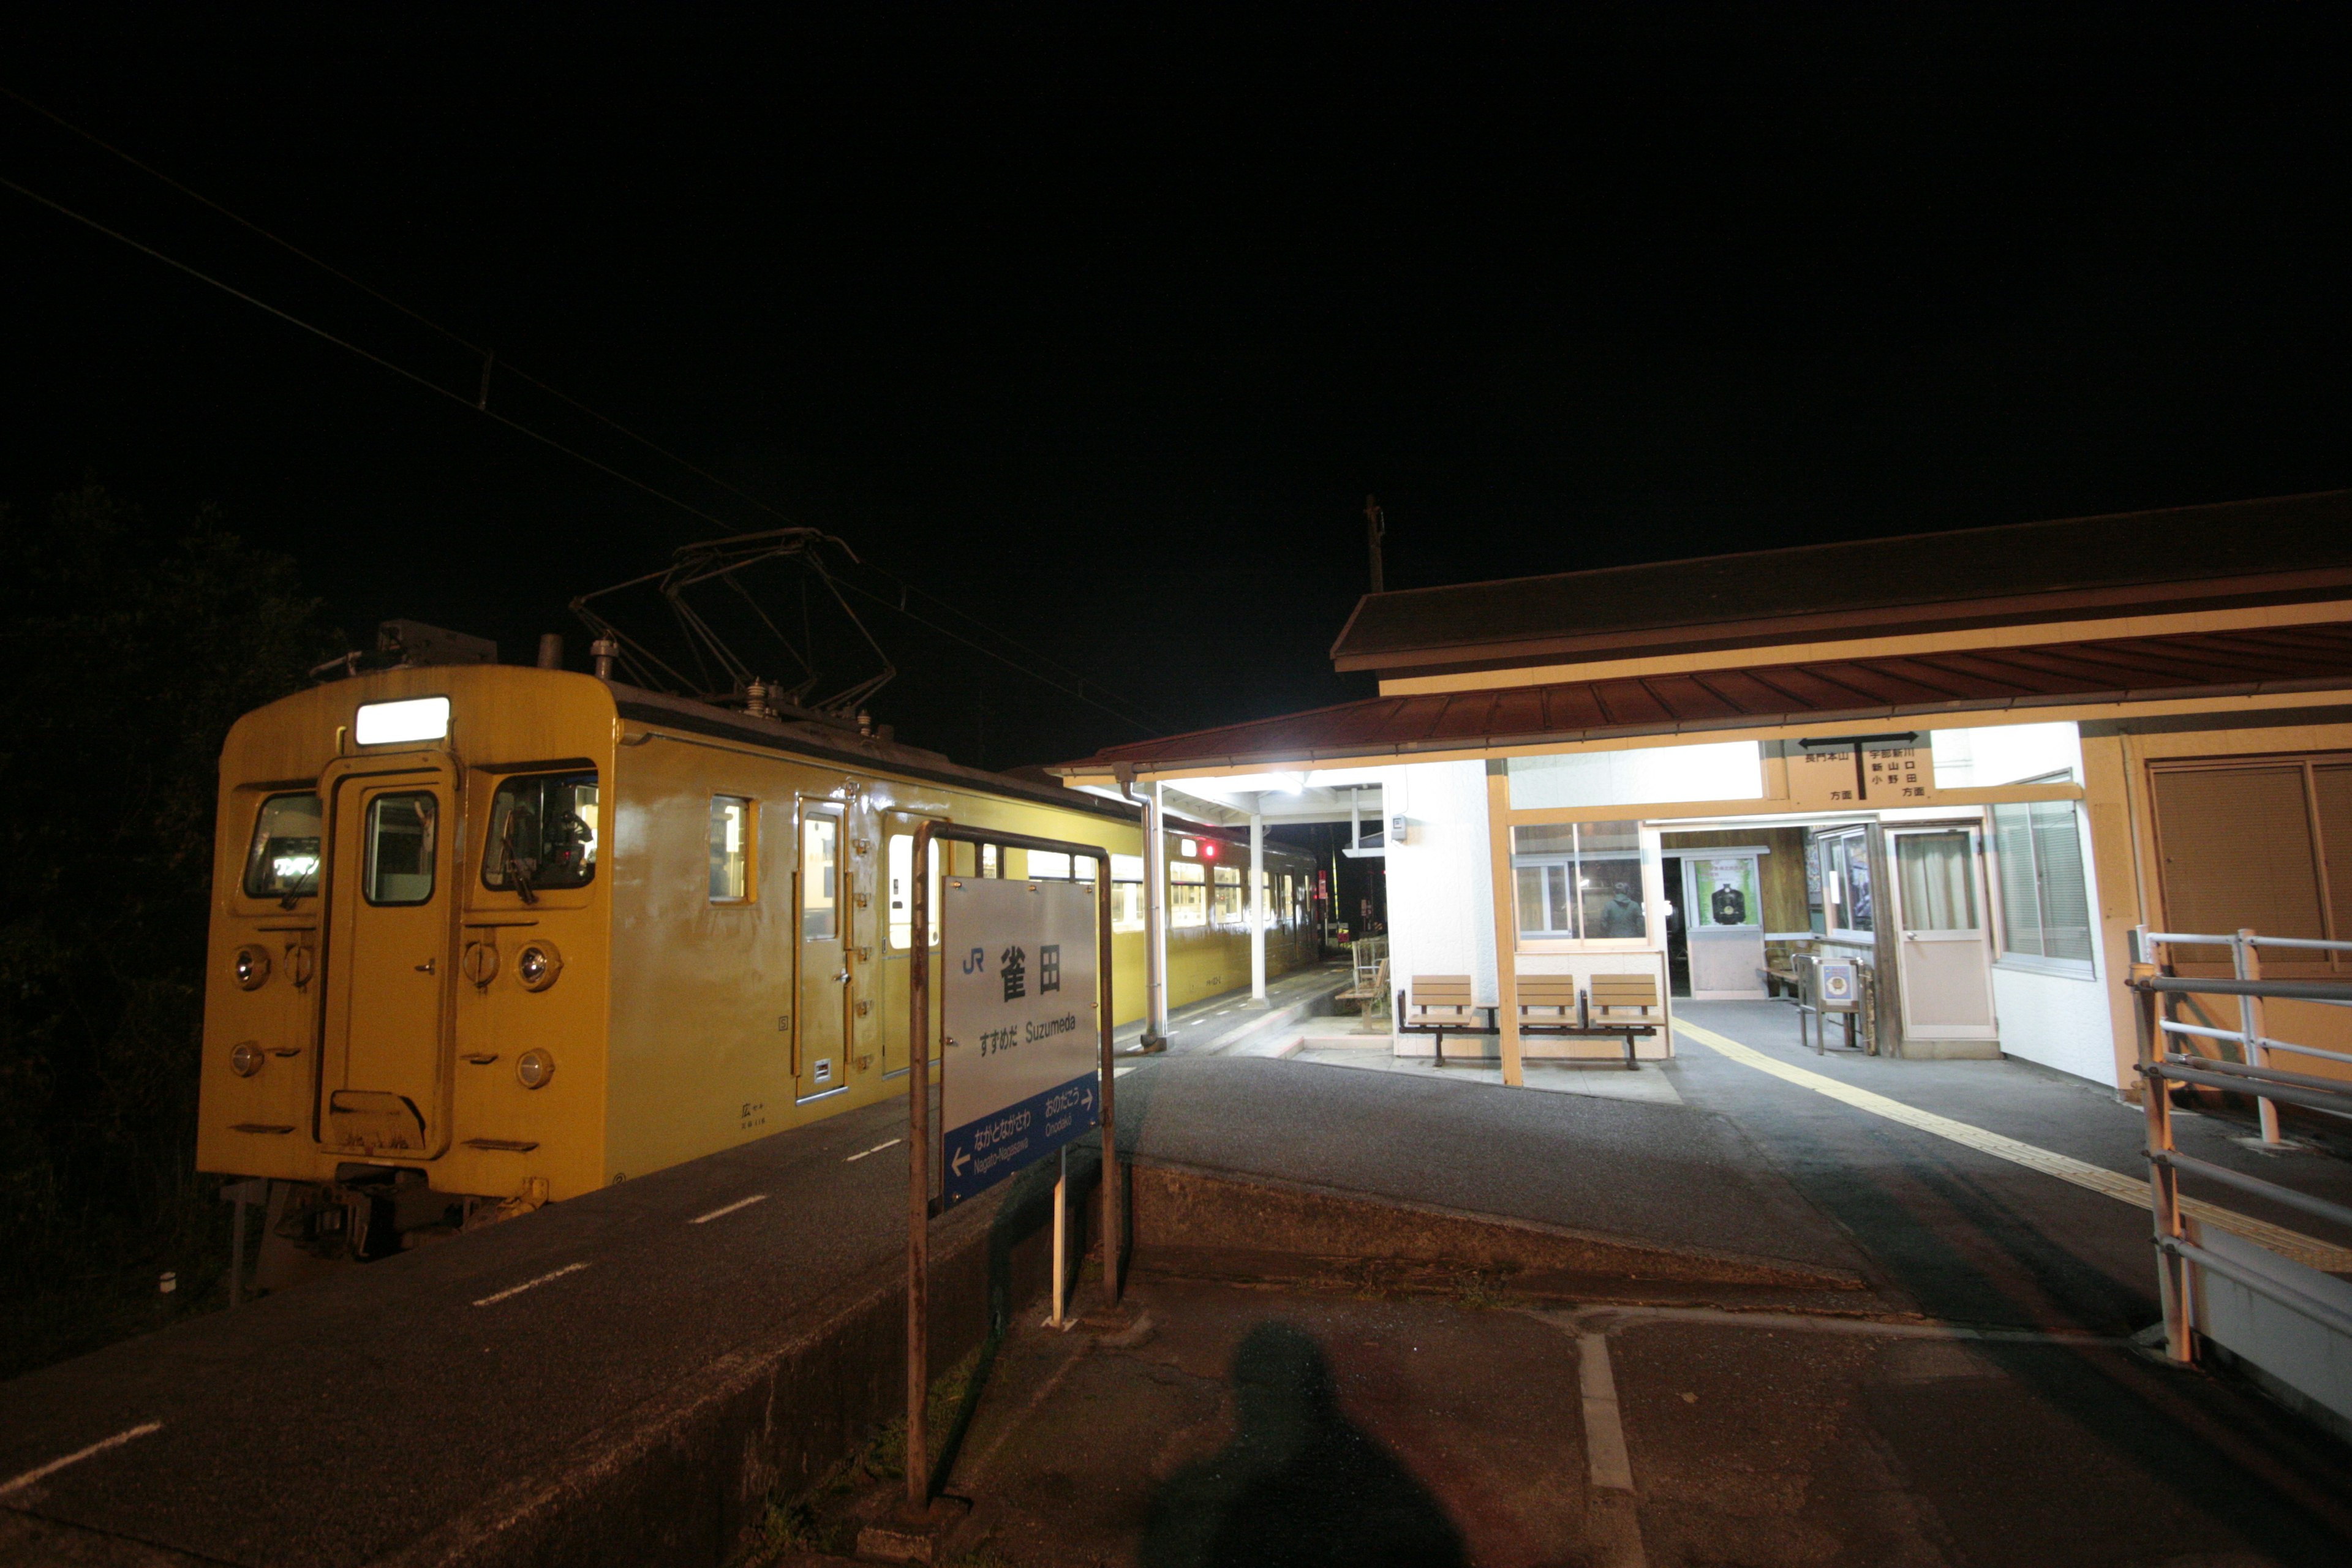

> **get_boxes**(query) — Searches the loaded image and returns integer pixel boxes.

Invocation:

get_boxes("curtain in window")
[1896,832,1976,931]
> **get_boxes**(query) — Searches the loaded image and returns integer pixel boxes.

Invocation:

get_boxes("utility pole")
[1365,494,1387,595]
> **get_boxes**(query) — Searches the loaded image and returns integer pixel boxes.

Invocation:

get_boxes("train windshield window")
[483,772,600,894]
[243,793,322,899]
[364,793,438,906]
[710,797,753,902]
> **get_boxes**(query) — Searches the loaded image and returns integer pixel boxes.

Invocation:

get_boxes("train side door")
[796,802,850,1098]
[319,758,455,1156]
[878,813,946,1076]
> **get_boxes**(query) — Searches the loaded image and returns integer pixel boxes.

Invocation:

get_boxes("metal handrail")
[2158,1017,2352,1068]
[2129,929,2352,1365]
[2145,929,2352,954]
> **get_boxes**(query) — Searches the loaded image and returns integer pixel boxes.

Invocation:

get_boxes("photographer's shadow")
[1140,1321,1468,1568]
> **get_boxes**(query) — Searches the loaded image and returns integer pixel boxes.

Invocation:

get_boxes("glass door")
[1888,827,1997,1040]
[1684,853,1766,1000]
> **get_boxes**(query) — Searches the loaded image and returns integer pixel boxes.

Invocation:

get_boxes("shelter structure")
[1053,491,2352,1093]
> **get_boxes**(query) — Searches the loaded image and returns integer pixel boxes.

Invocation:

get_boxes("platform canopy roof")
[1329,489,2352,679]
[1055,619,2352,782]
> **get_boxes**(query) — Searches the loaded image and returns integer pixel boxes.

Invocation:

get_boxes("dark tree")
[0,484,331,1372]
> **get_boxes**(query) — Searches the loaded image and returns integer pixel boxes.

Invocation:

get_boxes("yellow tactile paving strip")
[1672,1017,2352,1276]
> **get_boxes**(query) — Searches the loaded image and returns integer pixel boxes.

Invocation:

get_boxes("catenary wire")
[2,88,1171,731]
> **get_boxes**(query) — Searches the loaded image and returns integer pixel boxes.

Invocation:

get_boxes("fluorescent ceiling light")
[355,696,451,746]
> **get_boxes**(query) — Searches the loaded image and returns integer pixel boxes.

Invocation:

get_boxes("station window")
[710,796,753,902]
[1989,802,2092,972]
[483,771,599,895]
[886,832,943,949]
[1170,861,1208,927]
[364,793,437,906]
[243,792,322,900]
[1511,820,1645,941]
[1213,865,1243,923]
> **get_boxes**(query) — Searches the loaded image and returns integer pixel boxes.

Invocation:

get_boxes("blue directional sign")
[942,1070,1099,1207]
[939,877,1101,1209]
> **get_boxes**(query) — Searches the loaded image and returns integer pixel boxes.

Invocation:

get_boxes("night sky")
[6,10,2349,769]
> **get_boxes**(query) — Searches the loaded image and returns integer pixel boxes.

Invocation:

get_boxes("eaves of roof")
[1056,621,2352,778]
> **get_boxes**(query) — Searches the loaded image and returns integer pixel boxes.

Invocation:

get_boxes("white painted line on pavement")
[1578,1333,1636,1492]
[1673,1017,2352,1274]
[846,1137,902,1163]
[472,1261,587,1306]
[690,1193,769,1224]
[1,1422,162,1496]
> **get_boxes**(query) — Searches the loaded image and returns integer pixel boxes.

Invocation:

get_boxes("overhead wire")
[2,83,1171,734]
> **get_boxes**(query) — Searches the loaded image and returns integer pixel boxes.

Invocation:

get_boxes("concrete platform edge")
[1125,1157,1868,1292]
[357,1184,1058,1568]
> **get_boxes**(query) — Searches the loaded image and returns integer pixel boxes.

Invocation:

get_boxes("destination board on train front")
[938,876,1101,1208]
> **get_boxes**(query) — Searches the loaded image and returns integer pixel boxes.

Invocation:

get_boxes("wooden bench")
[1396,975,1496,1066]
[1759,964,1802,1000]
[1516,971,1659,1069]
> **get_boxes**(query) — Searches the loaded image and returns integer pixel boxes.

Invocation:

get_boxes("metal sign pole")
[901,823,1121,1512]
[1096,842,1119,1308]
[906,820,937,1515]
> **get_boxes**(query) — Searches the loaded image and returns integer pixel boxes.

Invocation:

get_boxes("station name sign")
[939,877,1101,1208]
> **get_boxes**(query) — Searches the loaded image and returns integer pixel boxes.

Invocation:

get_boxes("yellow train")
[195,662,1319,1257]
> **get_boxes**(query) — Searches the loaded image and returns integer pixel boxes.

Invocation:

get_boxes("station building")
[1054,491,2352,1094]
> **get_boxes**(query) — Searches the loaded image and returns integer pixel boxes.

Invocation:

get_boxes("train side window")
[1212,866,1243,923]
[1110,853,1145,932]
[243,792,322,900]
[710,796,753,902]
[364,793,438,906]
[801,813,838,935]
[483,771,599,895]
[1027,850,1072,879]
[886,832,943,949]
[1170,861,1208,927]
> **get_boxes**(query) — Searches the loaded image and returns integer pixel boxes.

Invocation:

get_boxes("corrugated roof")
[1060,621,2352,775]
[1330,490,2352,674]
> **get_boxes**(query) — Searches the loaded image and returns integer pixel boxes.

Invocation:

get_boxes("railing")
[2136,927,2352,1146]
[2127,929,2352,1382]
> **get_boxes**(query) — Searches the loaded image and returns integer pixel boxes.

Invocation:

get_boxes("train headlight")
[233,945,272,989]
[230,1041,264,1077]
[515,941,562,992]
[516,1049,556,1089]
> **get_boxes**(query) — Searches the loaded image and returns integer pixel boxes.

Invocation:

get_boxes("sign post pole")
[906,821,937,1517]
[900,823,1118,1515]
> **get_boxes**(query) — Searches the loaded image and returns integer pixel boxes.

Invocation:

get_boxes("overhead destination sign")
[939,877,1101,1208]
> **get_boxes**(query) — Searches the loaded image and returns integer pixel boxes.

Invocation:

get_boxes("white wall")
[1931,721,2082,790]
[1508,741,1764,809]
[1989,802,2119,1087]
[1382,761,1498,1005]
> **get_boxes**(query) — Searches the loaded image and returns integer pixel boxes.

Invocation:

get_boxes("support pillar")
[1250,812,1267,1003]
[1142,782,1169,1049]
[1483,761,1523,1087]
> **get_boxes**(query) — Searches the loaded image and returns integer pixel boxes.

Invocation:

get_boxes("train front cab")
[198,666,617,1258]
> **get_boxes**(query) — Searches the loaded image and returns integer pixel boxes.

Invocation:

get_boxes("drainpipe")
[1142,782,1169,1049]
[1120,772,1170,1052]
[1250,811,1267,1003]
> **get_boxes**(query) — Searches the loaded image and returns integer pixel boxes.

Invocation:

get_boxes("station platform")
[1,974,1893,1568]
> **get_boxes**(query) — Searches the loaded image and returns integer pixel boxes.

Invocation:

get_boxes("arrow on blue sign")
[940,1069,1102,1208]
